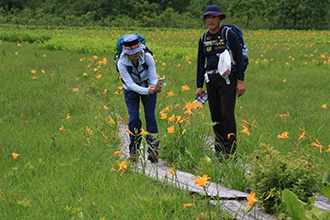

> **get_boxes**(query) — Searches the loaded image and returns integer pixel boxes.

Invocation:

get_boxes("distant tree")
[303,0,329,29]
[0,0,25,11]
[264,0,329,29]
[228,0,266,28]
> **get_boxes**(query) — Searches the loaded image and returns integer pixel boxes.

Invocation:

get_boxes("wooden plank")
[315,195,330,211]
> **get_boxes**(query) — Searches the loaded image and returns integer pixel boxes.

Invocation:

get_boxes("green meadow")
[0,26,330,219]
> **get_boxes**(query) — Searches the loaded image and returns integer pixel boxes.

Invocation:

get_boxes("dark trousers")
[206,75,237,156]
[124,89,159,155]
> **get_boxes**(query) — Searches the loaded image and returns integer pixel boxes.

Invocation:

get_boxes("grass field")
[0,25,330,219]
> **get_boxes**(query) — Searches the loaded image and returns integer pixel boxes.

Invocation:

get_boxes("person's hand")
[156,86,162,93]
[195,88,203,98]
[236,80,245,97]
[148,85,155,94]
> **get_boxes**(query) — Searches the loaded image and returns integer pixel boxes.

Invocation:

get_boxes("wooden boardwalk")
[117,122,329,219]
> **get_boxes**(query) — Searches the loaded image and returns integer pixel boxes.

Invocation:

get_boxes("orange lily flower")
[168,114,176,122]
[280,112,289,120]
[111,165,117,172]
[167,126,175,134]
[12,153,20,160]
[139,128,149,135]
[162,165,176,178]
[181,85,190,91]
[194,101,203,109]
[277,131,289,139]
[114,151,124,156]
[246,192,258,212]
[118,161,127,171]
[183,203,194,209]
[183,102,195,111]
[126,129,135,136]
[108,117,115,124]
[321,104,327,109]
[59,126,65,131]
[176,115,182,123]
[227,133,235,140]
[194,175,211,188]
[312,139,324,153]
[299,131,306,140]
[164,106,172,112]
[86,126,93,134]
[326,145,330,153]
[240,125,250,136]
[166,91,174,97]
[184,109,193,115]
[197,111,204,119]
[160,112,167,119]
[66,113,71,120]
[242,119,249,125]
[101,132,107,142]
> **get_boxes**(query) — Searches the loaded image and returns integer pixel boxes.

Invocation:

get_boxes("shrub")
[247,143,321,214]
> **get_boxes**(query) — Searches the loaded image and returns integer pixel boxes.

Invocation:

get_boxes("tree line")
[0,0,329,30]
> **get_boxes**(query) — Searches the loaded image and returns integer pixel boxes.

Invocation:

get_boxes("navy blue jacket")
[197,26,245,88]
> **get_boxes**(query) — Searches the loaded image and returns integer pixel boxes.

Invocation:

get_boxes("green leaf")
[199,155,211,166]
[323,184,330,200]
[323,170,330,185]
[282,189,306,220]
[309,210,330,220]
[306,197,316,211]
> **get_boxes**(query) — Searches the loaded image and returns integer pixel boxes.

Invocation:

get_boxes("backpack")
[221,24,249,72]
[113,33,153,73]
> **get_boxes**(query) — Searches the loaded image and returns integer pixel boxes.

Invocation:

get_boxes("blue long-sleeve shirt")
[197,26,245,88]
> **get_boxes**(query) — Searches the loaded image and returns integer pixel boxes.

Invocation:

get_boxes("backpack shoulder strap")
[202,30,209,54]
[221,25,231,49]
[201,30,210,68]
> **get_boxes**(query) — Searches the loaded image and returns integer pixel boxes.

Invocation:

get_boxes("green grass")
[1,26,330,218]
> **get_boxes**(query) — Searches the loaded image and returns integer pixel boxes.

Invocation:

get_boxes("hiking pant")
[206,75,238,156]
[124,89,159,155]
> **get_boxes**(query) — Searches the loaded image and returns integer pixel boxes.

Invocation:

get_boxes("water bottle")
[242,45,248,58]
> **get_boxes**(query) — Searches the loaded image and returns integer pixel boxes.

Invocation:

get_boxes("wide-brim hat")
[201,5,226,20]
[122,35,146,55]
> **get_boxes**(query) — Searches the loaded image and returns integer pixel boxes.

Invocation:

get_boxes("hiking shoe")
[129,153,137,162]
[148,152,159,163]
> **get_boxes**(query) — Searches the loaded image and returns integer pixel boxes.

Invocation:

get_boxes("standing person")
[195,5,245,161]
[117,35,161,163]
